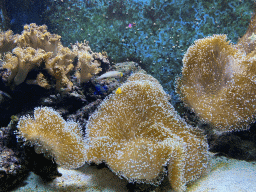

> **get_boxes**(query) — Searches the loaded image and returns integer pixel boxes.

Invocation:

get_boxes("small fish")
[96,71,123,80]
[115,87,122,94]
[94,84,108,95]
[128,22,136,28]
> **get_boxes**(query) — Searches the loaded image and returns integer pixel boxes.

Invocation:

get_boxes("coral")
[85,73,210,192]
[45,45,76,91]
[17,106,87,169]
[17,23,61,55]
[0,30,18,54]
[75,51,101,83]
[2,47,52,86]
[72,41,103,84]
[236,11,256,55]
[0,24,107,91]
[177,34,256,132]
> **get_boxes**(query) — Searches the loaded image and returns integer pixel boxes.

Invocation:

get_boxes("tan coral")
[0,24,107,91]
[0,30,18,54]
[236,11,256,55]
[2,47,52,86]
[75,51,102,83]
[17,106,87,169]
[17,23,61,56]
[72,41,102,84]
[85,73,210,192]
[177,34,256,132]
[45,45,76,91]
[26,73,51,89]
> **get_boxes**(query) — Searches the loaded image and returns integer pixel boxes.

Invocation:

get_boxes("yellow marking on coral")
[115,87,122,94]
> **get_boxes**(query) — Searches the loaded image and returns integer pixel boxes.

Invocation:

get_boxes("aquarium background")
[0,0,255,101]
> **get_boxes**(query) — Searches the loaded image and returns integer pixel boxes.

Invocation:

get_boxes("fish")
[96,71,123,80]
[127,22,136,28]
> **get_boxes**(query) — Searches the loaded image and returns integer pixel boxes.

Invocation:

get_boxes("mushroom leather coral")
[85,73,210,192]
[177,34,256,132]
[18,106,87,169]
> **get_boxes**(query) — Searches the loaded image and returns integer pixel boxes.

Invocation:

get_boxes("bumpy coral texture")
[0,30,18,54]
[72,41,102,84]
[236,11,256,55]
[17,106,87,169]
[177,34,255,133]
[86,73,209,192]
[0,24,107,91]
[3,47,52,86]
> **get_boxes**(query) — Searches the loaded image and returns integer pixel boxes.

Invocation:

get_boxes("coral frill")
[85,73,210,192]
[17,106,87,169]
[177,34,256,132]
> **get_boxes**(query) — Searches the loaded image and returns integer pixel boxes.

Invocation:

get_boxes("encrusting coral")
[17,106,87,169]
[0,23,107,91]
[85,73,210,192]
[177,31,256,132]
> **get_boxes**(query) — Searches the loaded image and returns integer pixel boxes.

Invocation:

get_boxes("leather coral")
[17,106,87,169]
[85,73,210,192]
[177,33,255,133]
[0,24,106,91]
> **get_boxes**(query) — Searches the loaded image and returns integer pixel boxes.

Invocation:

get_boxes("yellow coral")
[18,23,61,55]
[18,106,87,169]
[2,47,52,86]
[0,24,105,91]
[26,72,51,89]
[85,73,210,192]
[45,45,76,91]
[236,12,256,55]
[74,44,102,84]
[177,34,255,132]
[0,30,18,54]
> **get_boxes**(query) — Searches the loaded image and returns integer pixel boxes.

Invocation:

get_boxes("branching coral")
[17,23,61,55]
[45,45,76,91]
[0,24,106,91]
[17,106,87,169]
[2,47,52,86]
[85,73,210,192]
[177,34,256,132]
[0,30,18,54]
[236,11,256,55]
[72,41,103,84]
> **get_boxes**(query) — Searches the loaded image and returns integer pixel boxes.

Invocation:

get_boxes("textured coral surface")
[86,73,210,192]
[177,34,256,132]
[17,106,87,169]
[0,24,106,91]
